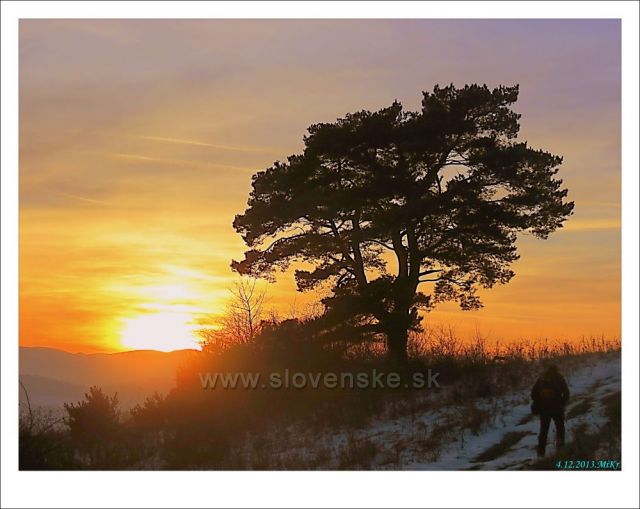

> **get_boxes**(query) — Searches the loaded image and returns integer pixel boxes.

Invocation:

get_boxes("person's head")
[543,363,559,376]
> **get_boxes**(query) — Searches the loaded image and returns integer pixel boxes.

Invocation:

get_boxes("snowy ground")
[420,352,622,471]
[239,351,621,470]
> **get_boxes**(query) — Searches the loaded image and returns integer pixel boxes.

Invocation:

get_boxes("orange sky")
[19,20,621,353]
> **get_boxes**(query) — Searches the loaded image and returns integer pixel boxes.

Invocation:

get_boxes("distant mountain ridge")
[19,347,197,409]
[20,374,87,408]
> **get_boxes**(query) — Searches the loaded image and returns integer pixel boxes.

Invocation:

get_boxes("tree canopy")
[232,84,574,360]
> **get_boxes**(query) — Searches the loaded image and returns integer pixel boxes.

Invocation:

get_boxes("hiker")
[530,364,570,457]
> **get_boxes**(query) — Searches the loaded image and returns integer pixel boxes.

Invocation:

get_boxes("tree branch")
[419,269,443,276]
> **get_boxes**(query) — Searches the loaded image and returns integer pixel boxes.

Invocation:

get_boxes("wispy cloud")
[580,201,621,209]
[57,192,115,207]
[110,152,253,172]
[562,218,621,231]
[137,135,279,155]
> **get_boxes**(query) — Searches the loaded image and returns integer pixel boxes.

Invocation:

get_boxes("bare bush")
[198,278,267,351]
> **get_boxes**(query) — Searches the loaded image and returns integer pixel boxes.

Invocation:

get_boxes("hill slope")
[222,351,621,470]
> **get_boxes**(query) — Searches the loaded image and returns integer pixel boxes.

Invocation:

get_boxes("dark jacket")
[531,368,570,414]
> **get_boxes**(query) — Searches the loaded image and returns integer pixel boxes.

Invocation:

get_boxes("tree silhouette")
[232,84,573,361]
[64,386,122,467]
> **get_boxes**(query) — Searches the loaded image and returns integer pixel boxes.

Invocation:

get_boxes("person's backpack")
[538,378,558,402]
[531,378,558,414]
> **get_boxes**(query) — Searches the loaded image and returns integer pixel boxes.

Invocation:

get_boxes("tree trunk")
[386,326,409,364]
[383,274,418,363]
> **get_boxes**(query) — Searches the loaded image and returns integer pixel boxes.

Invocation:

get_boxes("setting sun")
[120,310,199,351]
[114,278,221,351]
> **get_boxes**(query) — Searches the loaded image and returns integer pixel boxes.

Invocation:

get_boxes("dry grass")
[408,327,620,364]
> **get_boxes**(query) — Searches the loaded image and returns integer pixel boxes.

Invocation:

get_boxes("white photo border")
[2,2,638,508]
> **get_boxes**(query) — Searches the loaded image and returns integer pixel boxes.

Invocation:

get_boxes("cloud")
[137,135,279,155]
[562,218,621,232]
[57,192,116,207]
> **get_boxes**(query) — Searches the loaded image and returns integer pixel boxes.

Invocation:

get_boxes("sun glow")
[120,311,200,351]
[116,277,221,352]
